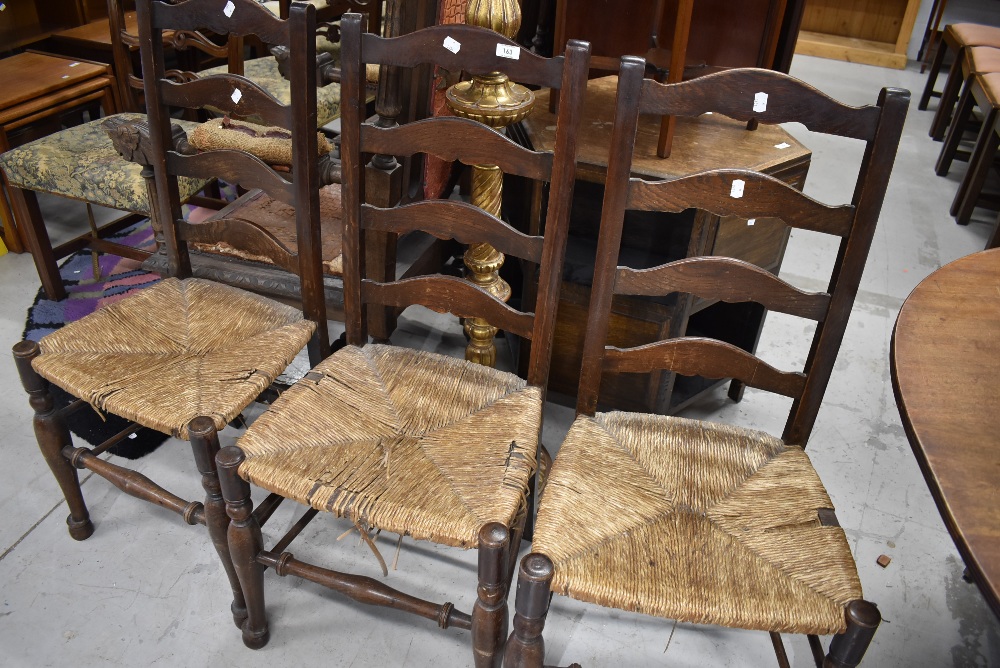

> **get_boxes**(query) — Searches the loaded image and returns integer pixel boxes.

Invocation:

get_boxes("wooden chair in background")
[504,62,908,668]
[12,0,331,635]
[213,15,589,666]
[923,25,1000,140]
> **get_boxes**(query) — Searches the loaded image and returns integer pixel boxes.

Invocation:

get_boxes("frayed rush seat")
[532,411,861,635]
[198,57,342,127]
[31,277,316,440]
[234,343,541,547]
[0,113,208,213]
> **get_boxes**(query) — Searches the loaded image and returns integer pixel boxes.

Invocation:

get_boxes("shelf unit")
[794,0,921,69]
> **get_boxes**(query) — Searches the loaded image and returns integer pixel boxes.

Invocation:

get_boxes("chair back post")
[339,12,367,347]
[136,0,191,278]
[524,37,590,390]
[108,0,141,113]
[782,85,909,446]
[574,57,645,416]
[287,2,330,361]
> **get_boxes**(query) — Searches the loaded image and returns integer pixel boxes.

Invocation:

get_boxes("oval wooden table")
[891,248,1000,618]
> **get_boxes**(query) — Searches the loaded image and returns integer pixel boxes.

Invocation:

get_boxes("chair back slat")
[166,151,295,205]
[577,56,909,447]
[340,13,590,388]
[178,218,299,275]
[362,276,537,339]
[637,68,883,142]
[615,258,831,321]
[603,338,807,398]
[363,201,545,263]
[626,170,856,238]
[360,25,565,89]
[361,119,554,182]
[149,0,289,45]
[160,76,292,128]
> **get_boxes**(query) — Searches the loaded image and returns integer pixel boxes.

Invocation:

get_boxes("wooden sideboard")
[512,77,811,414]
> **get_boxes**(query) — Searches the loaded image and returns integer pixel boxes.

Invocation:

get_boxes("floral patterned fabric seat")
[198,57,342,127]
[0,113,209,213]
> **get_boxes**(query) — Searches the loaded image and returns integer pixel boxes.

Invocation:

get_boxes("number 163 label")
[496,43,520,60]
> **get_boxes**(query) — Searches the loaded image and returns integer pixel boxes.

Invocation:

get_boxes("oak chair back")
[580,59,909,445]
[340,14,590,388]
[136,0,330,361]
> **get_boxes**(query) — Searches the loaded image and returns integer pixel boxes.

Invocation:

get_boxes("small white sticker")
[730,179,745,199]
[443,36,461,54]
[496,43,520,60]
[69,62,81,67]
[747,218,756,226]
[704,111,712,115]
[753,92,768,113]
[774,142,790,150]
[223,0,235,17]
[61,75,70,79]
[0,4,7,11]
[128,432,137,439]
[231,88,242,104]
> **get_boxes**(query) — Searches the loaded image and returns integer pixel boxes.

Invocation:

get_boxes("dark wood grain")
[361,24,565,89]
[626,169,855,237]
[638,68,882,141]
[891,248,1000,619]
[160,76,291,128]
[149,0,288,45]
[603,337,806,398]
[615,257,830,321]
[362,275,536,339]
[364,200,544,262]
[361,118,554,182]
[166,151,296,205]
[178,217,299,275]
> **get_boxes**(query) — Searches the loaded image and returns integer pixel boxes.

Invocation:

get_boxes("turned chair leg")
[217,445,269,649]
[474,523,511,668]
[188,417,248,629]
[504,553,554,668]
[13,341,93,540]
[824,600,881,668]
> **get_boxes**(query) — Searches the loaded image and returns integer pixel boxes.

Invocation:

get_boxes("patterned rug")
[21,220,169,458]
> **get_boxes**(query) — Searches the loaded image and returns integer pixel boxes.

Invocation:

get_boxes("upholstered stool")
[0,52,117,256]
[940,72,1000,227]
[926,24,1000,139]
[920,23,1000,111]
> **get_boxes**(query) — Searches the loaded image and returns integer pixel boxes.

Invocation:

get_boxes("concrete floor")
[2,51,1000,667]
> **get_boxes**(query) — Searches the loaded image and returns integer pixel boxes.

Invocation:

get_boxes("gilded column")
[445,0,534,366]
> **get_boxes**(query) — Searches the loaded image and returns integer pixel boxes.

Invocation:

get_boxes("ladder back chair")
[12,0,330,635]
[0,0,345,302]
[214,15,589,665]
[505,60,908,668]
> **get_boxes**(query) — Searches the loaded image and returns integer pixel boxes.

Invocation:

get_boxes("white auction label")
[753,91,768,113]
[224,1,235,17]
[730,179,745,199]
[0,4,7,11]
[69,62,81,67]
[231,88,243,104]
[443,36,461,54]
[747,218,756,226]
[774,142,791,150]
[496,43,520,60]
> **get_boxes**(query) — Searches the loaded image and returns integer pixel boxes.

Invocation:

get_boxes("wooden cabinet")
[795,0,922,69]
[514,77,811,414]
[0,0,103,51]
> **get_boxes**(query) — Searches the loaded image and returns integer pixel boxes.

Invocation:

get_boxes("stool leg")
[951,112,999,225]
[9,187,65,300]
[473,523,510,668]
[931,59,967,141]
[936,79,976,176]
[919,33,950,111]
[825,600,881,667]
[504,553,554,668]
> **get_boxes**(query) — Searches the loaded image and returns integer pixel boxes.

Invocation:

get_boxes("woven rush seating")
[236,343,540,547]
[532,412,860,634]
[503,63,908,668]
[31,277,315,439]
